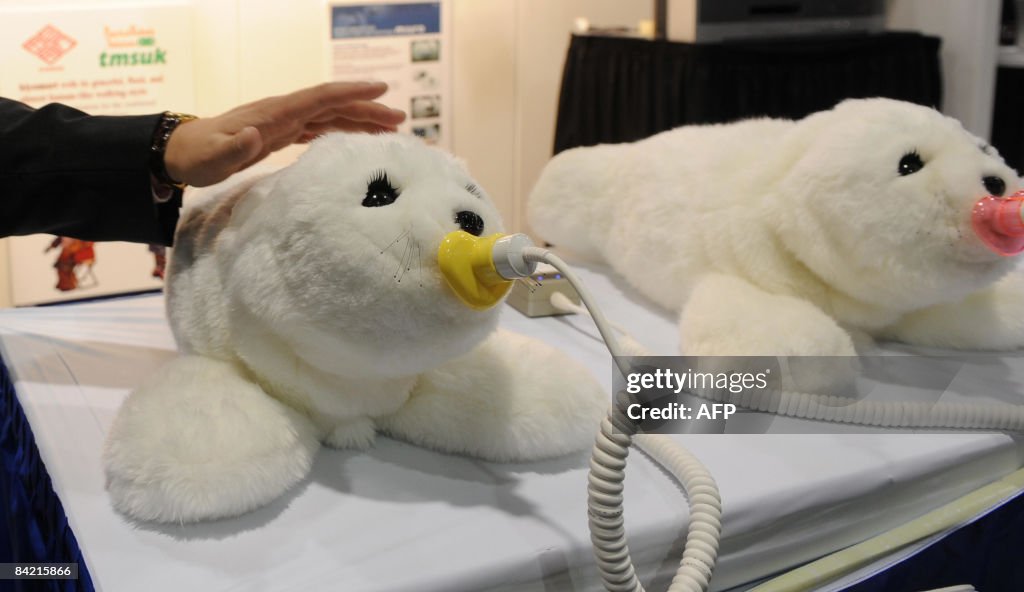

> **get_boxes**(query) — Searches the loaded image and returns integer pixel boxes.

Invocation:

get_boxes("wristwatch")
[150,111,198,190]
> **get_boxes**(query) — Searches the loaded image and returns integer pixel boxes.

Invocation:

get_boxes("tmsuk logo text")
[99,25,166,67]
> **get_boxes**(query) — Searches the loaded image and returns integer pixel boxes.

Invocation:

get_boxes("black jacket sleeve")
[0,98,181,245]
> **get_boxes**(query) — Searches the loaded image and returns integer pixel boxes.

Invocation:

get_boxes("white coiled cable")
[521,247,723,592]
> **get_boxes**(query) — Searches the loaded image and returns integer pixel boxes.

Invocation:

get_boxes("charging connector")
[506,265,582,317]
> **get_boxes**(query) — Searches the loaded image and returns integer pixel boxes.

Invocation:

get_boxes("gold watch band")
[150,111,198,189]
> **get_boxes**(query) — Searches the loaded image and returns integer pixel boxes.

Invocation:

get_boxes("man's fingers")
[221,86,403,152]
[317,100,406,126]
[259,111,400,154]
[296,103,405,139]
[303,103,403,127]
[267,104,403,146]
[306,102,400,124]
[304,115,400,135]
[180,82,405,184]
[277,81,390,122]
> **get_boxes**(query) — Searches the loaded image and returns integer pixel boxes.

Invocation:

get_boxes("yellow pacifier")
[437,231,536,309]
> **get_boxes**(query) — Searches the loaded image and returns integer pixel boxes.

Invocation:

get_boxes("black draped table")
[554,31,942,153]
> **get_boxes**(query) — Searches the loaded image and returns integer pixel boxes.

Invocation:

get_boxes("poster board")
[0,2,194,305]
[326,1,451,149]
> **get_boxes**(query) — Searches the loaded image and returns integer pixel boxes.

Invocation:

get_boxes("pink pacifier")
[972,190,1024,256]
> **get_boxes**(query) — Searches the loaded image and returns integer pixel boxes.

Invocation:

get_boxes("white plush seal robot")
[103,133,606,523]
[529,98,1024,357]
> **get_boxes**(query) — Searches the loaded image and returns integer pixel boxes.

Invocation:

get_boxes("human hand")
[163,81,406,187]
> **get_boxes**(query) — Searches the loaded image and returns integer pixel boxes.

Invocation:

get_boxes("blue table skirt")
[841,489,1024,591]
[0,356,93,592]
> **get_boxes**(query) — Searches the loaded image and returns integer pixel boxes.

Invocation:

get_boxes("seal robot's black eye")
[363,171,400,207]
[983,176,1007,197]
[898,152,924,176]
[455,211,485,237]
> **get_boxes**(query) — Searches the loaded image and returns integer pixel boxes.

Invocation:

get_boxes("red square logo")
[23,25,77,65]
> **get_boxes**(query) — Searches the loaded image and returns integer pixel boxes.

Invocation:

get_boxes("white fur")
[378,329,607,462]
[528,98,1024,356]
[104,133,606,523]
[103,356,319,523]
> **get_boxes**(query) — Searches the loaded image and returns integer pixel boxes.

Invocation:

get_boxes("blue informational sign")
[331,3,441,39]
